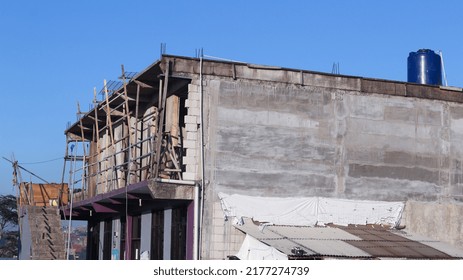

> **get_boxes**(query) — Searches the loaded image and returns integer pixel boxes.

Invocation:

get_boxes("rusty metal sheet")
[345,240,452,259]
[235,220,462,259]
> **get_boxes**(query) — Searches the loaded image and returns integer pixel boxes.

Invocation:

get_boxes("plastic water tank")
[407,49,442,86]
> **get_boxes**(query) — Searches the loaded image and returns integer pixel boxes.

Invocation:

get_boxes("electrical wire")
[18,157,62,165]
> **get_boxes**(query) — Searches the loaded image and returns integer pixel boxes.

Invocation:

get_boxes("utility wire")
[18,157,63,165]
[2,157,50,184]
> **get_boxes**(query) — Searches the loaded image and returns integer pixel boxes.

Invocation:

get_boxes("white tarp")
[218,192,404,227]
[235,234,288,260]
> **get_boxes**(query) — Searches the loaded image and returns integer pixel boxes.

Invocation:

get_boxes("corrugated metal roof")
[234,221,281,239]
[270,226,362,241]
[344,240,451,259]
[258,238,318,256]
[338,225,454,259]
[234,219,463,259]
[394,230,463,258]
[295,239,371,258]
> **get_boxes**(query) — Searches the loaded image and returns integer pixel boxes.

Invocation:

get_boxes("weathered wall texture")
[208,77,463,201]
[404,200,463,249]
[198,71,463,258]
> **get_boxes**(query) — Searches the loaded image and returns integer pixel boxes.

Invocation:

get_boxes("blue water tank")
[407,49,442,86]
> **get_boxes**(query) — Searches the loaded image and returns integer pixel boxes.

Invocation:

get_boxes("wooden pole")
[154,60,170,178]
[77,102,87,199]
[104,80,117,190]
[104,80,115,147]
[120,65,135,184]
[135,84,140,181]
[92,87,100,196]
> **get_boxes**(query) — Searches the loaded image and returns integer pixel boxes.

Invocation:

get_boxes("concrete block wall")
[26,206,66,260]
[182,82,201,181]
[201,200,245,259]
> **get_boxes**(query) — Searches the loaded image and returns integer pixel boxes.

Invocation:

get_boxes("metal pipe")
[439,50,448,87]
[194,53,205,260]
[193,182,200,260]
[154,178,196,185]
[66,140,78,260]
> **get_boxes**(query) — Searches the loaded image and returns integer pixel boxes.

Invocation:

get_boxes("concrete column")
[163,209,172,260]
[111,218,121,260]
[18,208,31,260]
[98,221,105,260]
[140,212,152,259]
[126,215,132,260]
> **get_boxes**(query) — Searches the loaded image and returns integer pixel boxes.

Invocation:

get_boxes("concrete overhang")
[61,180,194,220]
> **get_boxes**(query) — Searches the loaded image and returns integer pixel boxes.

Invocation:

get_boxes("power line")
[2,157,50,184]
[18,157,63,165]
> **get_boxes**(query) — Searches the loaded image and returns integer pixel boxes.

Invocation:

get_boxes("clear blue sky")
[1,0,462,194]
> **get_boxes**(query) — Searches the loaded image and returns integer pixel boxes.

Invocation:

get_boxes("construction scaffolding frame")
[62,60,187,204]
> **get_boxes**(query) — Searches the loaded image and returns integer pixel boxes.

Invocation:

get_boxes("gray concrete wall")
[205,78,463,201]
[199,74,463,258]
[404,200,463,249]
[18,208,31,260]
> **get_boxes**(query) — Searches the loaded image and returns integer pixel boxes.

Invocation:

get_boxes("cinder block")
[182,156,197,165]
[185,99,200,108]
[186,148,199,157]
[182,172,197,181]
[211,234,225,243]
[213,242,227,252]
[184,115,199,124]
[213,225,226,234]
[209,251,224,260]
[185,123,198,132]
[188,107,201,116]
[183,140,197,149]
[213,202,223,212]
[188,91,201,101]
[190,79,206,86]
[185,163,198,173]
[186,131,198,140]
[188,84,199,92]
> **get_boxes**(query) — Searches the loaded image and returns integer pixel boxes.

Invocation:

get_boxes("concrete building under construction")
[60,52,463,260]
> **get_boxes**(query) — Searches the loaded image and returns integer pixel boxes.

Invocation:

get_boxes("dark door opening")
[131,215,141,260]
[103,219,112,260]
[171,206,187,260]
[151,209,164,260]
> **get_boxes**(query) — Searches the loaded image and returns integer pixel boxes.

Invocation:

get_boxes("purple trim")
[92,202,118,213]
[108,198,124,204]
[186,201,195,260]
[68,180,150,210]
[60,180,151,219]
